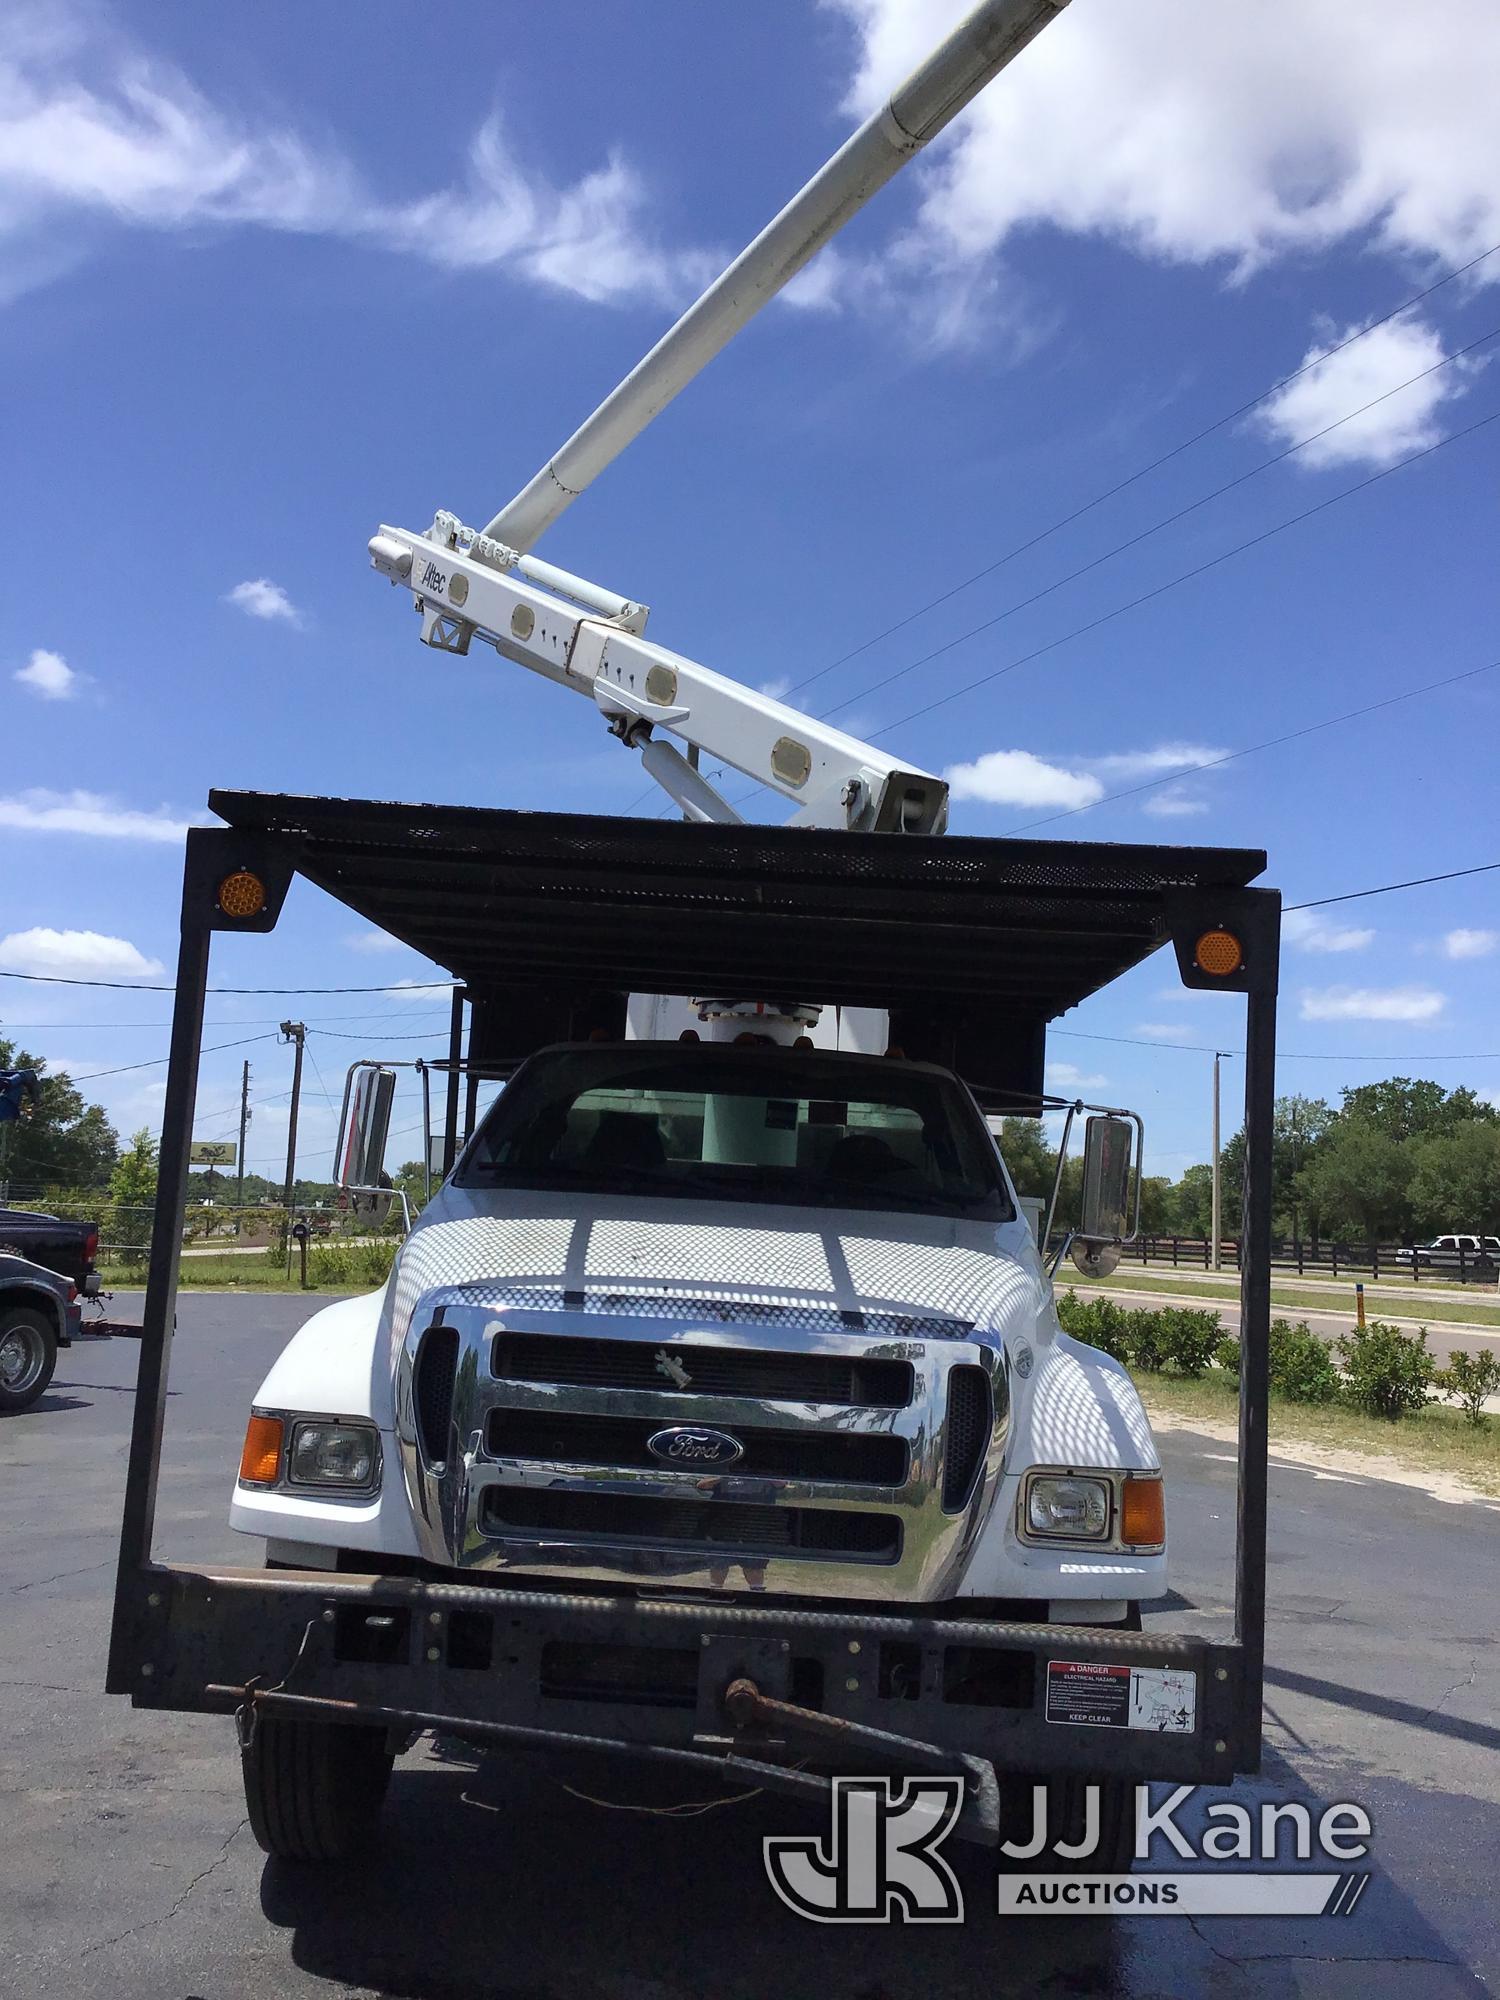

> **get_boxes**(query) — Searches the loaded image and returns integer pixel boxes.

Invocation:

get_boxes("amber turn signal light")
[1193,927,1243,977]
[1120,1475,1165,1548]
[238,1412,284,1486]
[217,869,267,919]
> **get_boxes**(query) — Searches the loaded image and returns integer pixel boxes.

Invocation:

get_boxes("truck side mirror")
[1080,1114,1134,1243]
[336,1065,397,1192]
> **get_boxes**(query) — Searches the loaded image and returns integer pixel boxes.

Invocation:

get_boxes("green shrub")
[1153,1306,1222,1378]
[1055,1290,1132,1364]
[308,1240,398,1289]
[1268,1319,1341,1404]
[1436,1348,1500,1428]
[1336,1321,1434,1420]
[1213,1336,1242,1376]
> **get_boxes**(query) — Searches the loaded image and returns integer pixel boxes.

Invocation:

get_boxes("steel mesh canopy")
[208,791,1265,1019]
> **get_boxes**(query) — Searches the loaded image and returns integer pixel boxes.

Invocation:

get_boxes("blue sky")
[2,0,1498,1188]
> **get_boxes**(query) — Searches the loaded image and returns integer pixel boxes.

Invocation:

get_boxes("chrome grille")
[491,1331,911,1407]
[487,1408,908,1485]
[481,1488,902,1559]
[396,1296,1009,1603]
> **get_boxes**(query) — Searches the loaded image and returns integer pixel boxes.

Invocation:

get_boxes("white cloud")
[0,16,714,311]
[1256,315,1483,470]
[1141,789,1209,819]
[346,929,405,955]
[1283,908,1376,953]
[13,647,80,699]
[0,926,163,978]
[759,675,793,700]
[1045,1061,1108,1090]
[0,788,204,842]
[944,748,1102,810]
[1133,1022,1194,1040]
[868,1,1500,272]
[226,577,299,624]
[1089,743,1229,779]
[1299,984,1446,1022]
[1442,927,1498,959]
[830,0,1500,339]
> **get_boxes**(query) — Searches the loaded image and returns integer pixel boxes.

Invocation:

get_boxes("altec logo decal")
[419,558,449,594]
[764,1780,1375,1924]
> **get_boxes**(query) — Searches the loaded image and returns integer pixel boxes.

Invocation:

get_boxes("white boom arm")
[370,0,1068,829]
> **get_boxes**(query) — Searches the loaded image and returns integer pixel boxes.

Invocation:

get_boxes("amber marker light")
[1121,1475,1166,1549]
[1193,927,1243,977]
[238,1413,284,1486]
[217,869,267,919]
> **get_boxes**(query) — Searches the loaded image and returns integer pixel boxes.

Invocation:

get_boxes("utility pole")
[236,1060,251,1208]
[1208,1056,1224,1272]
[280,1022,306,1267]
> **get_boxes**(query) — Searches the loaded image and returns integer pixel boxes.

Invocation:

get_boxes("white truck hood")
[387,1183,1046,1352]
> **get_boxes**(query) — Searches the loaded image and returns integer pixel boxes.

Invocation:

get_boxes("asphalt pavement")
[3,1292,1498,1999]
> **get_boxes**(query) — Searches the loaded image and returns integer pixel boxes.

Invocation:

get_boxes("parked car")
[0,1252,82,1413]
[1396,1234,1500,1272]
[0,1206,101,1293]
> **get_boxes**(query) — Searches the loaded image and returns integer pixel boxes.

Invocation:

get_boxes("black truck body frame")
[107,795,1279,1822]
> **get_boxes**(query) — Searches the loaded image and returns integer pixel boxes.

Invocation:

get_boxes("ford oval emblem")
[647,1425,745,1468]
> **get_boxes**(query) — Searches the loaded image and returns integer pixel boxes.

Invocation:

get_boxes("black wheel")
[0,1305,57,1413]
[241,1714,394,1861]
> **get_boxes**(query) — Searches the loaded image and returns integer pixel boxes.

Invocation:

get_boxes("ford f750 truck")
[107,0,1280,1879]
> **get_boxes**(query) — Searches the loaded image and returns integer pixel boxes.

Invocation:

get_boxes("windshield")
[454,1045,1011,1220]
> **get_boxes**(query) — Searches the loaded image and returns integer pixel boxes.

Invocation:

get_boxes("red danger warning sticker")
[1046,1660,1197,1733]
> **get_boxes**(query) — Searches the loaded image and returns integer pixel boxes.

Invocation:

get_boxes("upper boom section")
[483,0,1069,553]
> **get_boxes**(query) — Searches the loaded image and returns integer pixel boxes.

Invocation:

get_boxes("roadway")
[3,1293,1497,1998]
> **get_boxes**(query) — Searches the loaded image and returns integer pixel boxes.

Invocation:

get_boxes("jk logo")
[763,1776,965,1924]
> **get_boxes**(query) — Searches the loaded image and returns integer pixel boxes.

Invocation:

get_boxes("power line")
[0,970,459,996]
[868,405,1500,741]
[1052,1029,1500,1062]
[789,240,1500,704]
[819,323,1500,727]
[1002,657,1500,833]
[622,241,1500,819]
[1287,861,1500,912]
[66,1032,279,1083]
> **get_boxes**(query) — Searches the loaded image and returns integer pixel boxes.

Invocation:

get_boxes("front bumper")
[116,1563,1251,1796]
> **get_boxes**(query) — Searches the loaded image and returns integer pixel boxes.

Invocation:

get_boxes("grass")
[1083,1268,1500,1329]
[100,1243,396,1293]
[1138,1368,1500,1497]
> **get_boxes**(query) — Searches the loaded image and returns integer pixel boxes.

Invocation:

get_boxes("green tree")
[993,1117,1055,1199]
[1405,1123,1500,1236]
[107,1129,159,1267]
[1168,1162,1222,1238]
[0,1037,119,1191]
[1337,1077,1496,1142]
[1297,1123,1413,1241]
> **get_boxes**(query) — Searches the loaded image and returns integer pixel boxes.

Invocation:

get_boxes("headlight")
[287,1420,380,1491]
[1025,1473,1111,1540]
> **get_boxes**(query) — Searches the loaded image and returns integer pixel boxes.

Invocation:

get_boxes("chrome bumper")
[394,1288,1009,1602]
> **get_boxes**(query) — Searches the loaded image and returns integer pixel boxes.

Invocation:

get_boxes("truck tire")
[241,1714,393,1862]
[0,1304,57,1413]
